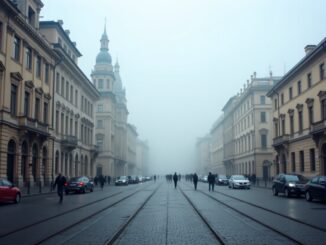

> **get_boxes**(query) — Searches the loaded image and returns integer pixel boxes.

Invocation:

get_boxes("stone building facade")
[39,21,100,179]
[0,0,55,186]
[127,124,138,175]
[209,115,224,174]
[267,41,326,177]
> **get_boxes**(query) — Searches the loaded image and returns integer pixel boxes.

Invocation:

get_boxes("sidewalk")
[20,183,56,197]
[252,178,273,189]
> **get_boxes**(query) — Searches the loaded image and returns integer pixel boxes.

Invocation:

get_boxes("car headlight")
[288,183,296,187]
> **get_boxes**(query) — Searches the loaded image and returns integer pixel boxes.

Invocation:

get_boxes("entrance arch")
[7,140,16,182]
[55,151,59,174]
[21,141,28,183]
[32,144,38,182]
[75,154,79,177]
[42,147,47,182]
[322,144,326,175]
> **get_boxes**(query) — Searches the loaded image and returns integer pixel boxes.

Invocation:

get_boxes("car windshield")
[286,175,307,182]
[70,177,81,182]
[233,176,246,180]
[119,176,127,180]
[219,175,227,179]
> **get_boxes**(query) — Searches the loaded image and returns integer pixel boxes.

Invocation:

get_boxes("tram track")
[182,183,325,245]
[105,182,163,245]
[179,187,227,245]
[0,183,152,244]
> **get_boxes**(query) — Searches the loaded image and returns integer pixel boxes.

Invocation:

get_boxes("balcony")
[18,116,49,137]
[272,135,289,147]
[310,120,326,135]
[61,135,78,149]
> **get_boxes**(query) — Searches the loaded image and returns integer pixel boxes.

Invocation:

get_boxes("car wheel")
[285,188,291,197]
[90,188,93,192]
[228,184,231,188]
[83,187,86,194]
[14,193,21,204]
[272,187,278,196]
[232,184,235,189]
[305,191,313,202]
[65,191,69,195]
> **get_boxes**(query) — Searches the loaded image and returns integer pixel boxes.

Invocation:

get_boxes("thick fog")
[42,0,326,174]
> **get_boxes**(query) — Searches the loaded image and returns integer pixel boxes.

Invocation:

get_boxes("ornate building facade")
[92,26,128,177]
[0,0,55,186]
[267,41,326,177]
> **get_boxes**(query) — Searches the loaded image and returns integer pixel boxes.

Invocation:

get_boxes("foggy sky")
[42,0,326,174]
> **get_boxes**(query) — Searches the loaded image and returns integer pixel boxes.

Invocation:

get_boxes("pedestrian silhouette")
[99,174,105,190]
[53,173,67,203]
[173,172,178,189]
[208,172,215,191]
[193,173,198,190]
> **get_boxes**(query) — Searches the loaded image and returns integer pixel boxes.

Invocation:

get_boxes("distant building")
[209,115,224,174]
[127,124,138,175]
[92,25,129,177]
[196,135,211,174]
[136,139,149,176]
[267,41,326,177]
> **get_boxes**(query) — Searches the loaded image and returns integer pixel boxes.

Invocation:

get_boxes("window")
[66,82,69,99]
[28,7,36,27]
[70,118,73,135]
[107,79,110,89]
[75,121,78,137]
[289,87,293,100]
[61,113,64,134]
[11,84,17,116]
[25,47,32,70]
[70,85,73,103]
[260,111,266,123]
[281,118,285,135]
[281,93,284,105]
[65,116,68,134]
[98,79,103,89]
[299,150,304,172]
[308,106,313,125]
[307,73,312,88]
[290,114,294,135]
[12,36,21,61]
[58,38,62,46]
[298,111,303,132]
[35,98,40,120]
[43,102,48,124]
[291,152,296,172]
[323,100,326,120]
[320,63,325,81]
[81,95,84,111]
[75,90,78,106]
[56,73,60,93]
[297,80,302,95]
[310,149,315,171]
[274,121,279,137]
[36,55,41,77]
[55,111,59,133]
[97,120,103,128]
[44,64,49,83]
[261,134,267,149]
[97,104,103,112]
[61,77,65,96]
[24,92,30,116]
[96,137,103,151]
[274,99,277,110]
[260,96,265,105]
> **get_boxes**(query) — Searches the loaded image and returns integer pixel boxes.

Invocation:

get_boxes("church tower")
[91,24,128,177]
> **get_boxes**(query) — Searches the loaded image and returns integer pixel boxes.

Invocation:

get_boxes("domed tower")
[92,24,117,178]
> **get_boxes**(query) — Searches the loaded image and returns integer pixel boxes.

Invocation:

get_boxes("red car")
[0,179,21,204]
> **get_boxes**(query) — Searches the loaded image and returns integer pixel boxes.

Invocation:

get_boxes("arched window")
[7,140,16,182]
[21,141,28,182]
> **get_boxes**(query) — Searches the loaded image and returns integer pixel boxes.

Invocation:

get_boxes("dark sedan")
[0,179,21,204]
[305,176,326,202]
[272,173,308,197]
[65,176,94,194]
[215,174,229,185]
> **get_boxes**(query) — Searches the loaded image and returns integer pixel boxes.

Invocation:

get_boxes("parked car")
[201,175,208,183]
[215,174,229,185]
[115,176,129,186]
[129,175,139,184]
[304,175,326,202]
[272,173,308,197]
[0,179,21,204]
[228,175,251,189]
[65,176,94,194]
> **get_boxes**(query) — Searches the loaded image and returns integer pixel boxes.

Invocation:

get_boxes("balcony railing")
[310,120,326,135]
[61,135,78,148]
[18,116,49,135]
[273,134,289,146]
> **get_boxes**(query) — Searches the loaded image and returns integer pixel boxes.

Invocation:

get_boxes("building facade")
[0,0,55,186]
[92,26,128,178]
[136,139,149,176]
[267,42,326,177]
[127,124,138,175]
[196,135,211,174]
[209,115,224,174]
[39,20,100,179]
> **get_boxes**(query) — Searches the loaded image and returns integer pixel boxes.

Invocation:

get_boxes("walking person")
[193,173,198,190]
[173,172,178,189]
[53,173,67,203]
[99,174,105,190]
[208,172,215,191]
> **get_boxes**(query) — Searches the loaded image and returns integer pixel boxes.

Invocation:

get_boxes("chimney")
[58,19,64,26]
[304,45,316,55]
[65,30,70,36]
